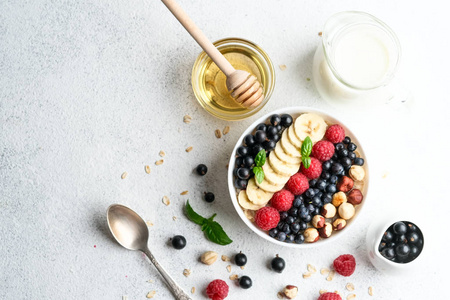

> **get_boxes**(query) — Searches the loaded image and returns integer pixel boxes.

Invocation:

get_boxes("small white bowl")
[227,107,370,248]
[366,216,425,275]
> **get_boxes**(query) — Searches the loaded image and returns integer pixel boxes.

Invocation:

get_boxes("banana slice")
[280,129,301,158]
[294,113,327,143]
[288,125,303,149]
[246,178,274,205]
[238,190,264,210]
[262,162,290,186]
[255,178,285,193]
[274,141,301,164]
[268,151,300,177]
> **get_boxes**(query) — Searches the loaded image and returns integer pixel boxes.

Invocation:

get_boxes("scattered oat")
[382,172,389,179]
[229,274,238,280]
[319,289,327,295]
[147,279,154,283]
[146,221,154,227]
[146,291,156,298]
[307,264,317,273]
[191,287,195,294]
[215,129,222,138]
[368,286,374,296]
[277,291,285,299]
[221,255,231,262]
[121,172,128,179]
[326,270,335,281]
[159,150,165,157]
[303,272,312,278]
[145,165,151,174]
[185,146,193,152]
[320,267,330,275]
[240,266,245,270]
[183,269,191,277]
[122,296,128,300]
[155,159,164,165]
[172,216,177,221]
[279,64,287,71]
[346,283,355,291]
[180,190,189,195]
[226,265,231,273]
[223,126,230,135]
[162,196,170,206]
[318,31,323,36]
[347,294,356,300]
[183,115,192,123]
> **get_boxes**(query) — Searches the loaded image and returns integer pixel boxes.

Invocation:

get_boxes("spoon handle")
[142,247,192,300]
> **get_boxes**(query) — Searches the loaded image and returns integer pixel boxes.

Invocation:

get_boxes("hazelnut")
[283,285,298,299]
[337,176,354,192]
[347,189,363,205]
[321,203,337,218]
[349,165,365,181]
[304,228,320,243]
[338,203,355,220]
[312,215,325,228]
[332,218,347,230]
[332,191,347,207]
[318,222,333,238]
[200,251,218,265]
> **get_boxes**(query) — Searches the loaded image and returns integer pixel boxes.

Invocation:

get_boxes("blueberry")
[251,144,264,156]
[348,151,356,160]
[285,216,295,225]
[309,179,318,187]
[395,244,410,256]
[276,232,286,242]
[313,188,320,194]
[382,230,394,243]
[277,221,285,231]
[288,207,298,217]
[353,157,364,166]
[329,175,338,184]
[311,196,322,207]
[269,228,279,238]
[335,143,344,151]
[237,167,251,180]
[299,221,308,231]
[235,157,244,168]
[322,160,331,170]
[316,179,327,191]
[393,222,408,235]
[295,233,305,244]
[196,164,208,175]
[271,255,286,273]
[280,114,293,127]
[255,130,267,143]
[234,178,248,189]
[238,276,252,289]
[272,134,281,142]
[332,153,338,160]
[243,156,254,168]
[171,235,186,249]
[237,146,249,157]
[244,134,256,147]
[290,223,301,233]
[306,203,315,213]
[270,114,281,126]
[234,252,247,266]
[381,247,395,259]
[282,223,291,234]
[293,196,304,207]
[343,136,351,144]
[321,171,331,180]
[322,194,332,204]
[256,123,267,132]
[314,207,321,215]
[326,184,337,194]
[204,192,215,203]
[285,234,295,243]
[347,142,357,152]
[279,211,288,221]
[266,125,278,138]
[338,149,348,158]
[302,214,312,222]
[305,188,315,198]
[341,157,352,167]
[331,162,344,175]
[299,207,309,219]
[315,191,323,199]
[263,140,276,151]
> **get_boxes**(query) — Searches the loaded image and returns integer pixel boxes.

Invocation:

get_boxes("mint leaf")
[185,200,206,225]
[254,149,266,167]
[253,166,264,184]
[302,156,311,169]
[301,136,313,158]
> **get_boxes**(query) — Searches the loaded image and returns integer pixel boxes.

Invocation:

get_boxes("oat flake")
[162,196,170,206]
[347,294,356,300]
[159,150,165,157]
[226,265,231,273]
[229,274,238,280]
[368,286,374,296]
[121,172,128,179]
[326,270,335,281]
[303,272,311,278]
[221,255,230,262]
[215,129,222,138]
[185,146,193,152]
[145,165,151,174]
[183,269,191,277]
[223,126,230,135]
[155,159,164,165]
[183,115,192,123]
[191,287,195,294]
[180,191,188,195]
[307,264,317,273]
[346,283,355,291]
[146,291,156,298]
[320,268,330,275]
[319,289,327,295]
[279,64,287,71]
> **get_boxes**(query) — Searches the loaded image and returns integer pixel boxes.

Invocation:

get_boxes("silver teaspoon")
[107,204,192,300]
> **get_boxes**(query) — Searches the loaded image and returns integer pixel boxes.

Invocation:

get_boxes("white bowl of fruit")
[228,107,369,247]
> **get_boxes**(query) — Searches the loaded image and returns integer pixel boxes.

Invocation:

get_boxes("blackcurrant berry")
[393,222,408,235]
[237,167,251,180]
[234,252,247,266]
[280,114,293,127]
[270,114,281,126]
[347,142,357,151]
[244,134,255,147]
[254,130,267,143]
[238,276,252,289]
[204,192,215,203]
[271,255,285,273]
[196,164,208,175]
[171,235,186,249]
[237,146,249,157]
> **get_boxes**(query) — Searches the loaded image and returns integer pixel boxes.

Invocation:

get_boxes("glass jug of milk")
[313,11,402,109]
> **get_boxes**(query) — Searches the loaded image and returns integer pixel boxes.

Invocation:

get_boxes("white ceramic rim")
[227,106,370,248]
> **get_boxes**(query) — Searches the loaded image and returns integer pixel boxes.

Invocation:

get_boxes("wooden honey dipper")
[161,0,264,108]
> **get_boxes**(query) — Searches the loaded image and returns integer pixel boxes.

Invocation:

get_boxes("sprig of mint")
[185,200,233,246]
[301,136,313,169]
[252,149,266,184]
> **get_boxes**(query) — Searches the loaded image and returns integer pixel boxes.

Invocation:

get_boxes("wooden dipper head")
[227,70,264,108]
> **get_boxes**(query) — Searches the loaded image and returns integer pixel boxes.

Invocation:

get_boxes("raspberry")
[255,207,280,230]
[312,140,335,161]
[333,254,356,277]
[286,173,309,195]
[270,189,294,211]
[318,292,342,300]
[206,279,229,300]
[300,157,322,179]
[325,124,345,144]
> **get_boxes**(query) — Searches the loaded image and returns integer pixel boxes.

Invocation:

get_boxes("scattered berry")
[270,189,295,211]
[286,173,309,195]
[312,140,335,161]
[333,254,356,276]
[171,235,186,250]
[318,292,342,300]
[300,157,322,179]
[271,254,286,273]
[234,252,247,266]
[204,192,215,203]
[255,207,280,230]
[325,124,345,144]
[196,164,208,175]
[238,276,252,289]
[206,279,229,300]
